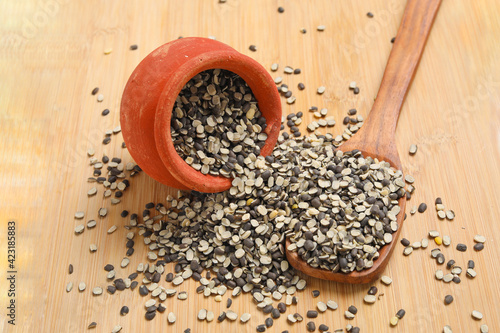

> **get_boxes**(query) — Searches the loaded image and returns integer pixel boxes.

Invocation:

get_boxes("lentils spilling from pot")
[170,69,268,178]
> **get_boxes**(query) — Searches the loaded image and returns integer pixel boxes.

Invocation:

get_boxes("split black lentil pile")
[171,69,268,178]
[285,149,405,272]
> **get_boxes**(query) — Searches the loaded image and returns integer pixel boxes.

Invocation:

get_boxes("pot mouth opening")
[168,68,268,180]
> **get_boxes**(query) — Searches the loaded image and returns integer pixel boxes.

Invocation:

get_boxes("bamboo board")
[0,0,499,332]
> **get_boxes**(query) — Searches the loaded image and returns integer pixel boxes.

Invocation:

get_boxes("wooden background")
[1,0,499,332]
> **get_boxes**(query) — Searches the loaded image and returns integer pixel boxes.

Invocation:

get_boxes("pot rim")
[154,42,282,192]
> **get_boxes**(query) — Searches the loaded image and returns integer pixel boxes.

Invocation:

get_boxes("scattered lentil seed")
[364,295,377,304]
[218,312,226,322]
[66,282,73,292]
[437,253,445,264]
[97,94,104,102]
[256,325,266,332]
[381,276,392,285]
[443,274,454,282]
[466,268,476,278]
[443,325,452,333]
[298,83,305,90]
[367,12,374,18]
[198,309,207,320]
[226,311,238,321]
[265,317,274,327]
[345,311,355,319]
[240,313,251,323]
[307,310,318,318]
[249,45,257,52]
[480,324,489,332]
[390,316,399,326]
[92,287,103,295]
[409,144,418,155]
[368,286,378,295]
[278,6,284,13]
[317,302,327,313]
[456,244,467,252]
[403,246,413,256]
[120,306,129,316]
[168,312,176,323]
[474,243,484,251]
[317,25,326,31]
[306,322,316,332]
[111,325,122,333]
[474,235,486,243]
[418,203,427,213]
[317,86,326,94]
[472,310,483,320]
[444,295,453,305]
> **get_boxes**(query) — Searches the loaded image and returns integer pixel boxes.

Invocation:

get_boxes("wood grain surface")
[0,0,499,332]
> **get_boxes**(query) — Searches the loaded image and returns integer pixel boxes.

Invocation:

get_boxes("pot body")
[121,37,282,192]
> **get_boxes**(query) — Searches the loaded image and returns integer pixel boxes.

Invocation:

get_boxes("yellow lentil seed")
[435,237,443,245]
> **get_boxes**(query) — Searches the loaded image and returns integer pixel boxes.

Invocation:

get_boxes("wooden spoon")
[286,0,442,284]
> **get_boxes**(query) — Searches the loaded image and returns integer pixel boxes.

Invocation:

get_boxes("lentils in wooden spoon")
[286,0,442,283]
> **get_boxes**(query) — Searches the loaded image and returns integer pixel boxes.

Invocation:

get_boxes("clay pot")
[121,37,282,192]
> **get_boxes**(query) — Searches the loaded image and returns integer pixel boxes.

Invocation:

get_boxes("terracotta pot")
[121,37,282,192]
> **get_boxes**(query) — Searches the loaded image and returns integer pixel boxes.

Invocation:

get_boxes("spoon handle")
[355,0,442,150]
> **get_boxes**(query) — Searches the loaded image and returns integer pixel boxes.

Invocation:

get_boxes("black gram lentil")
[396,309,406,319]
[120,306,129,316]
[418,203,427,213]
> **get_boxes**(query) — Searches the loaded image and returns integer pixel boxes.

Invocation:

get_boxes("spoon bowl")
[285,0,442,284]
